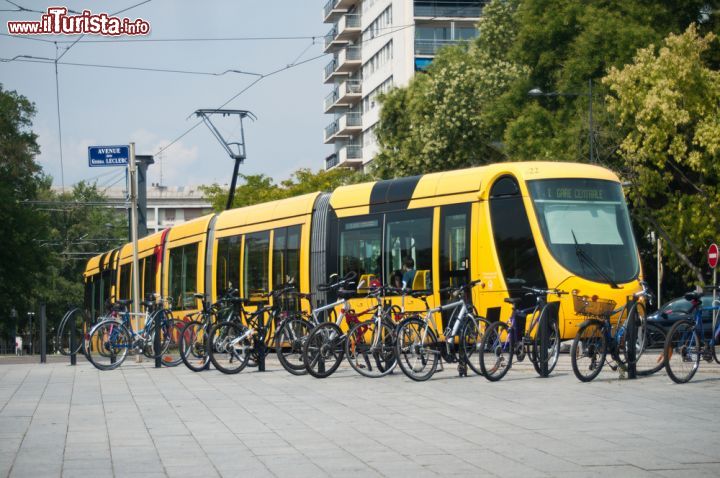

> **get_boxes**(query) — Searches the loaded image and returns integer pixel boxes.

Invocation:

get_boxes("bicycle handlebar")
[521,286,568,297]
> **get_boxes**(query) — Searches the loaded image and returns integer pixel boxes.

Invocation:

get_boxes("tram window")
[142,255,157,298]
[490,177,546,294]
[385,209,432,290]
[339,216,382,286]
[168,243,199,310]
[244,231,270,297]
[440,204,470,289]
[272,225,301,288]
[84,277,94,314]
[100,269,113,310]
[118,264,132,300]
[216,235,241,298]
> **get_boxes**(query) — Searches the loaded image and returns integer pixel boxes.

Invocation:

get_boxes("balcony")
[336,14,361,41]
[324,26,348,53]
[337,144,363,167]
[336,46,362,72]
[414,38,469,56]
[324,80,361,113]
[414,1,484,18]
[323,47,361,83]
[324,112,362,143]
[323,0,346,23]
[325,145,363,170]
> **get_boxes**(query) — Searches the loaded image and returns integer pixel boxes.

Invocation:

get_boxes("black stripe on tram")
[368,175,422,214]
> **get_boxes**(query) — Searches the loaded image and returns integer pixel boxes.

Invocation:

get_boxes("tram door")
[439,204,471,331]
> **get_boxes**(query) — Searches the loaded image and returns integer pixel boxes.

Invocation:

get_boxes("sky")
[0,0,331,190]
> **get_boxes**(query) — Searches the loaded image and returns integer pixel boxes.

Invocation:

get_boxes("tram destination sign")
[88,145,129,167]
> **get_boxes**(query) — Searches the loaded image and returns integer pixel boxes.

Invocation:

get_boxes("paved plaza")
[0,355,718,478]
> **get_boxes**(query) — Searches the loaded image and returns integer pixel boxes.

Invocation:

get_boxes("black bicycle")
[480,286,566,381]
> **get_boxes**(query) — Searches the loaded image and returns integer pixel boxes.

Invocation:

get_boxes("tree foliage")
[201,167,370,212]
[373,0,525,178]
[604,25,720,284]
[0,84,48,339]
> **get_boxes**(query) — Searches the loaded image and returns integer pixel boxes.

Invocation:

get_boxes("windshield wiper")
[572,230,621,289]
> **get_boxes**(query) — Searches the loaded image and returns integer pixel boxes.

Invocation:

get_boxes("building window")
[168,242,199,310]
[184,208,202,221]
[243,231,270,297]
[216,235,241,298]
[362,40,393,79]
[164,208,176,222]
[362,6,392,42]
[385,209,433,290]
[339,216,383,286]
[362,76,394,114]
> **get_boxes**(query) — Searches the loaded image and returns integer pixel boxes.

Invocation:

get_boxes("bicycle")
[179,291,245,372]
[480,286,567,381]
[570,282,662,382]
[85,297,184,370]
[394,279,489,381]
[302,273,395,379]
[208,285,310,374]
[273,290,319,375]
[663,286,720,383]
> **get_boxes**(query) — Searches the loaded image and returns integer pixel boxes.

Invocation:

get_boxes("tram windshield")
[527,178,639,285]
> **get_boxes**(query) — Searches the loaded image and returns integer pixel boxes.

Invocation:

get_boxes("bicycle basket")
[572,294,616,317]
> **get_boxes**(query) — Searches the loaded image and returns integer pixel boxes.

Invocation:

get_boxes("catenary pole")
[129,143,142,363]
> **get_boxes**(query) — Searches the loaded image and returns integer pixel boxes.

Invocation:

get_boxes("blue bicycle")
[663,288,720,383]
[86,298,184,371]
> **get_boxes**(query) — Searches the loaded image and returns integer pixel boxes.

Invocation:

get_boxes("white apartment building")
[104,185,214,234]
[322,0,484,170]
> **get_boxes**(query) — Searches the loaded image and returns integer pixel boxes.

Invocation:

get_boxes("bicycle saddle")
[504,297,522,305]
[411,290,432,298]
[684,291,702,301]
[337,289,355,299]
[116,299,133,306]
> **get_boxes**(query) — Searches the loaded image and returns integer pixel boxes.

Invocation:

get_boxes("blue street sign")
[88,145,129,167]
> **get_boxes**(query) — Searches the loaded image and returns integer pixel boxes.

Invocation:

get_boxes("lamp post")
[528,79,595,164]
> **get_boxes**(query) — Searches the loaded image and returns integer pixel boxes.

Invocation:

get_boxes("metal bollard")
[257,311,267,372]
[154,307,162,368]
[627,301,638,379]
[40,304,47,364]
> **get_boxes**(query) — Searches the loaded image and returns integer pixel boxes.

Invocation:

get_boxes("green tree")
[0,85,49,341]
[604,25,720,284]
[37,182,127,322]
[202,167,370,212]
[504,0,718,165]
[373,0,526,178]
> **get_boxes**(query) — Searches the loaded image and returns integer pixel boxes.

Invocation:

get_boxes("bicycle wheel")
[480,321,513,381]
[394,317,439,382]
[345,320,396,378]
[179,320,210,372]
[57,308,86,356]
[208,321,252,374]
[570,320,607,382]
[532,312,561,377]
[303,322,345,379]
[86,321,131,370]
[635,322,666,376]
[664,320,701,384]
[275,317,314,376]
[460,316,490,376]
[151,317,184,367]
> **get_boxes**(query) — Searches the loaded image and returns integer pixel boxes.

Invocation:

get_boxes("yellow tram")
[83,162,642,339]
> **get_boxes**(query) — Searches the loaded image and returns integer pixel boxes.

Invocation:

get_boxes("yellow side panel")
[329,182,374,210]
